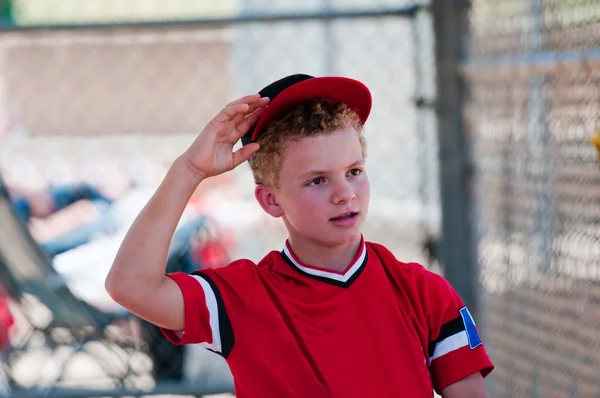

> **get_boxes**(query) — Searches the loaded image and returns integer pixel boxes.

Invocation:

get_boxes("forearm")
[441,373,490,398]
[106,156,203,302]
[104,94,265,327]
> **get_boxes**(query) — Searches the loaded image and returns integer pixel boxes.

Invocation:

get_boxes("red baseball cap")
[241,74,372,146]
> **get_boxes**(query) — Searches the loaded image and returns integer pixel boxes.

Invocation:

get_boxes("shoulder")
[199,250,280,285]
[200,257,257,279]
[367,241,452,295]
[195,251,282,311]
[366,241,428,277]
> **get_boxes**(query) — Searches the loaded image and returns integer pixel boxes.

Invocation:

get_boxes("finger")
[236,106,266,135]
[213,103,250,123]
[232,143,260,168]
[248,96,270,111]
[223,96,267,121]
[231,97,269,126]
[228,93,262,106]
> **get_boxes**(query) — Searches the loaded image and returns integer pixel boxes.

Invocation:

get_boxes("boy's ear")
[255,184,284,218]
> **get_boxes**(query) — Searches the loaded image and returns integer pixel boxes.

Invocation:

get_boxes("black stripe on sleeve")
[192,272,235,358]
[428,315,465,357]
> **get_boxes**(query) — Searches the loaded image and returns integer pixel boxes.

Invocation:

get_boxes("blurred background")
[0,0,598,397]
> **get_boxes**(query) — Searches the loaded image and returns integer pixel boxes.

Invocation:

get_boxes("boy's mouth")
[330,212,359,222]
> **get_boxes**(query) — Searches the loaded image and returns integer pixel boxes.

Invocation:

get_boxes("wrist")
[172,156,207,186]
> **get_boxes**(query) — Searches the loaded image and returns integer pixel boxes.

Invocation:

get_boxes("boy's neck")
[286,235,363,273]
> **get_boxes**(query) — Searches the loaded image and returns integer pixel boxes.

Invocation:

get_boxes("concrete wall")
[0,26,232,136]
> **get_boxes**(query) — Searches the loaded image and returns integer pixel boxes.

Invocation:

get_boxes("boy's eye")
[308,177,323,186]
[349,168,362,176]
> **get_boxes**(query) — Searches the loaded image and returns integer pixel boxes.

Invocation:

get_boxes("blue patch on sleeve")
[459,306,482,349]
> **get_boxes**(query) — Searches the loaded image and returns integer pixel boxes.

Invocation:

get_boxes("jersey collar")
[279,237,368,288]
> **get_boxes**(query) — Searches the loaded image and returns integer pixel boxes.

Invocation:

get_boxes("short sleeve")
[419,269,494,393]
[160,259,256,358]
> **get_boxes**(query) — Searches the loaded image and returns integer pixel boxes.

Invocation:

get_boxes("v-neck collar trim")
[279,237,368,288]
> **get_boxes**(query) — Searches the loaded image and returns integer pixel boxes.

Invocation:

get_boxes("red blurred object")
[0,294,14,351]
[190,239,230,270]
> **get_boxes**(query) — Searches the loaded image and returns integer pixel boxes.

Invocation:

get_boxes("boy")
[106,74,494,397]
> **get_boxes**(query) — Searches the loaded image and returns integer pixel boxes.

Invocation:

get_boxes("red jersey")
[162,238,493,397]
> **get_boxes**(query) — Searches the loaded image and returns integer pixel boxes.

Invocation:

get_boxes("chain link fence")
[0,2,439,396]
[463,1,600,397]
[4,1,600,397]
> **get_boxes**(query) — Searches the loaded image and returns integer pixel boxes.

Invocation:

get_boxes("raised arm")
[105,94,269,331]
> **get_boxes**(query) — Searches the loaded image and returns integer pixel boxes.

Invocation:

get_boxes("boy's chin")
[318,229,363,246]
[285,221,363,246]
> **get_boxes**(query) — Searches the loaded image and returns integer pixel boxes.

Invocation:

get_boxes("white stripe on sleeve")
[429,330,468,363]
[191,275,222,353]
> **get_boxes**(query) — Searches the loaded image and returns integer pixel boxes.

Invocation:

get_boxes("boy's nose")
[331,180,356,204]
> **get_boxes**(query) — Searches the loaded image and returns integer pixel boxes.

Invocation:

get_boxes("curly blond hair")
[248,99,366,188]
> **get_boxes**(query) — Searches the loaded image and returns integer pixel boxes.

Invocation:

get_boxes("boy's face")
[273,126,369,248]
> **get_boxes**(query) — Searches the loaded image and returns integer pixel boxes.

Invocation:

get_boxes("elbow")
[105,270,128,305]
[105,267,162,309]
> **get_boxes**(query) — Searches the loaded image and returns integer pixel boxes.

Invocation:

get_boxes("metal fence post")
[431,0,480,318]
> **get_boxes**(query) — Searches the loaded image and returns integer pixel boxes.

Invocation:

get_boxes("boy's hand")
[182,94,270,181]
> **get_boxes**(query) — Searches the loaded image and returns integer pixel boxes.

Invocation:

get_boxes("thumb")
[232,143,260,168]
